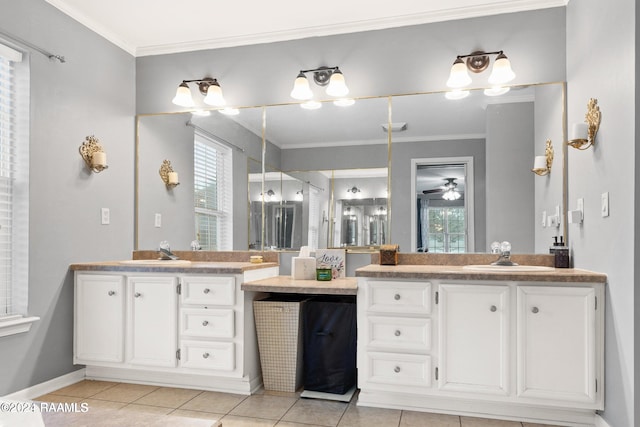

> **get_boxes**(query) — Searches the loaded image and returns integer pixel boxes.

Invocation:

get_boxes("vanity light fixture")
[290,66,349,101]
[567,98,601,150]
[446,50,515,89]
[159,159,179,188]
[172,77,226,107]
[295,190,304,201]
[261,189,276,201]
[79,135,108,173]
[532,139,554,176]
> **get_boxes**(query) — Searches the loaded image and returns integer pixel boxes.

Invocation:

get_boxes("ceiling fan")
[422,178,462,200]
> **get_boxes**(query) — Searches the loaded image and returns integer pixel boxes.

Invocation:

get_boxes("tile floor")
[33,380,563,427]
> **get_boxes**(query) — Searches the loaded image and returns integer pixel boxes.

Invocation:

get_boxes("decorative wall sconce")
[159,159,179,188]
[79,135,108,173]
[172,77,226,107]
[567,98,601,150]
[290,66,349,101]
[346,186,361,197]
[532,139,554,176]
[295,190,304,201]
[446,50,515,89]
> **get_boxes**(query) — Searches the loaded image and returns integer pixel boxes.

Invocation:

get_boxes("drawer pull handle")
[532,307,539,314]
[202,352,210,359]
[108,291,116,296]
[490,305,497,312]
[394,330,401,337]
[394,366,401,373]
[203,288,211,294]
[394,294,401,301]
[134,292,142,298]
[202,320,209,326]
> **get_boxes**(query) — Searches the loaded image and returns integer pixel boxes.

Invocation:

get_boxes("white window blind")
[194,133,232,250]
[0,42,28,317]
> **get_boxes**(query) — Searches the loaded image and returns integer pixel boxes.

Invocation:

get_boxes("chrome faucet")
[491,241,518,266]
[158,241,179,260]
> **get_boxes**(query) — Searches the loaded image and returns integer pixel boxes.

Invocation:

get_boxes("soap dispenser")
[553,236,570,268]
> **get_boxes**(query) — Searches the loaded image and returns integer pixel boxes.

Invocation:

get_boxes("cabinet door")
[75,274,125,363]
[128,276,178,367]
[439,284,510,395]
[517,286,596,403]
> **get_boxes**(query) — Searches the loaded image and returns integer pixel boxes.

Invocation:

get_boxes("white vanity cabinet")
[357,276,605,426]
[75,274,125,363]
[73,265,277,394]
[127,276,178,368]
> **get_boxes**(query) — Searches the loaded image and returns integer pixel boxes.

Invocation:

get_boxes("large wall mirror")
[135,82,565,254]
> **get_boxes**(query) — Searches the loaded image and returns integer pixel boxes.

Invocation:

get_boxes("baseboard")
[1,369,86,401]
[594,414,612,427]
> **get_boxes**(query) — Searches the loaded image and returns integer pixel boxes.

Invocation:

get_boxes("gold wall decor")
[567,98,601,150]
[532,139,554,176]
[159,159,179,188]
[78,135,108,173]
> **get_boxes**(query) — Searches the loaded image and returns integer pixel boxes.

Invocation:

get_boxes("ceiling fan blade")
[422,189,444,194]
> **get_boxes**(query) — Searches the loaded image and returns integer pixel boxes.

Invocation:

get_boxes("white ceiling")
[45,0,567,56]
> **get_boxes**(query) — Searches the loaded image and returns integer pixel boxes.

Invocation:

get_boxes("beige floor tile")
[49,380,119,398]
[91,382,159,403]
[171,408,225,421]
[132,386,202,408]
[179,390,247,413]
[34,393,82,403]
[338,404,401,427]
[400,410,461,427]
[220,414,278,426]
[230,394,297,420]
[281,398,348,426]
[276,422,327,427]
[461,416,522,427]
[119,403,174,415]
[81,398,128,410]
[523,424,562,427]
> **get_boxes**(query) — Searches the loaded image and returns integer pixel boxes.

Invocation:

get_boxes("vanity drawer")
[366,281,432,315]
[364,352,432,388]
[181,276,235,306]
[367,316,431,353]
[180,340,235,371]
[180,308,234,339]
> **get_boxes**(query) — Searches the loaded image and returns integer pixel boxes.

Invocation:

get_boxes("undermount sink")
[118,259,192,266]
[462,264,554,272]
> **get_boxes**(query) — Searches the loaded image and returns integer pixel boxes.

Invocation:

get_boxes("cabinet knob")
[134,292,142,298]
[394,330,401,337]
[203,288,211,294]
[532,307,539,314]
[394,366,401,373]
[394,293,401,301]
[108,291,116,296]
[202,352,210,359]
[202,320,209,326]
[490,305,497,312]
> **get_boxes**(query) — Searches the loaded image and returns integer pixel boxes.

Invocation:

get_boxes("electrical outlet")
[601,192,609,217]
[154,213,162,228]
[101,208,110,225]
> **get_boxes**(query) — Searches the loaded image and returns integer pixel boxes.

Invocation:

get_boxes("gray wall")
[566,1,635,426]
[486,102,535,253]
[0,0,135,395]
[391,139,487,252]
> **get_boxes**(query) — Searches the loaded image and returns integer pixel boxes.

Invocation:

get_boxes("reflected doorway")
[411,157,474,253]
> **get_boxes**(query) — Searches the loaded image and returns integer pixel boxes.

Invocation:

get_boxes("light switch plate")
[154,213,162,228]
[601,192,609,217]
[541,211,547,227]
[101,208,110,225]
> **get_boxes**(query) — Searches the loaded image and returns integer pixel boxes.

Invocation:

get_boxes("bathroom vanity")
[70,254,279,394]
[355,259,606,427]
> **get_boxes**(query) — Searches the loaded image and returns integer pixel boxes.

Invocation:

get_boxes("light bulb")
[203,82,226,107]
[290,73,313,100]
[326,70,349,97]
[172,82,194,107]
[488,53,516,85]
[446,58,472,88]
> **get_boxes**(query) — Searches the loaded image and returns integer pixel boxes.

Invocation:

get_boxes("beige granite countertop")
[69,261,279,274]
[355,264,607,283]
[242,276,358,295]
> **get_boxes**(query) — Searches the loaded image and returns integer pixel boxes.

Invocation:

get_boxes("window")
[426,206,466,253]
[193,133,232,250]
